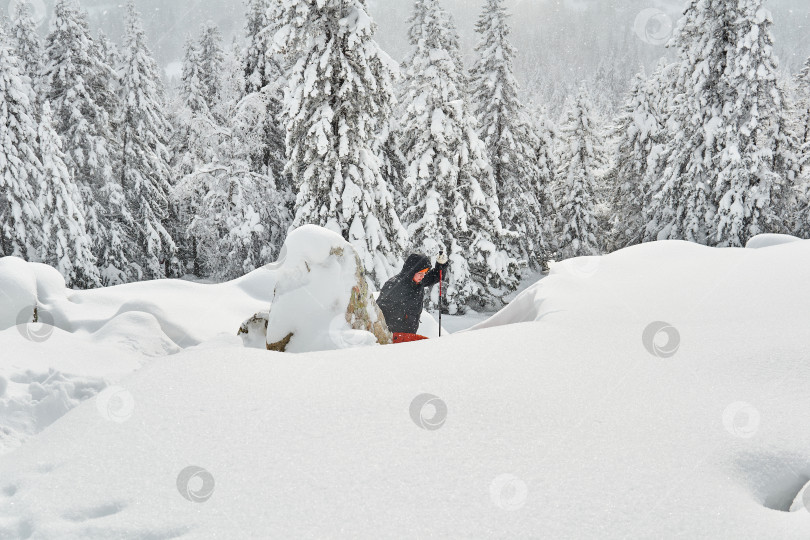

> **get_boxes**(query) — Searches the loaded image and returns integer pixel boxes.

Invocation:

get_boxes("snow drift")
[0,254,278,455]
[0,236,809,538]
[0,225,431,453]
[472,234,810,333]
[0,255,278,350]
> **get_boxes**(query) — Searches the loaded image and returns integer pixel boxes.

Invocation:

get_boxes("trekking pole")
[439,268,443,337]
[438,249,447,337]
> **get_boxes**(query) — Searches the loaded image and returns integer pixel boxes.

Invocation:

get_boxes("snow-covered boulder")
[237,311,270,349]
[0,258,69,334]
[0,258,50,330]
[239,225,392,353]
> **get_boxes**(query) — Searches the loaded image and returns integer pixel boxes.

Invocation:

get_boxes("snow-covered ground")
[1,235,810,538]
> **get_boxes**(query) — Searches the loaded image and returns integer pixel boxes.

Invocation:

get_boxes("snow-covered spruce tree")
[243,0,291,203]
[374,116,408,214]
[441,6,467,91]
[645,0,797,246]
[198,21,225,112]
[794,57,810,148]
[94,180,134,285]
[592,55,621,116]
[555,86,605,259]
[171,36,214,179]
[244,0,271,94]
[97,30,121,79]
[769,76,802,234]
[470,0,550,270]
[43,0,128,283]
[796,148,810,238]
[0,29,41,259]
[9,1,42,97]
[642,1,731,244]
[175,46,290,280]
[227,35,292,239]
[256,78,293,211]
[590,37,642,118]
[400,0,518,311]
[527,104,558,262]
[168,36,215,275]
[180,36,210,117]
[717,0,798,242]
[118,2,176,279]
[403,0,464,91]
[606,69,663,250]
[97,29,123,153]
[792,58,810,237]
[36,101,100,287]
[274,0,407,288]
[798,57,810,215]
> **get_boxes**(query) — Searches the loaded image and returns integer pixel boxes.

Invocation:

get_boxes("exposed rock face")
[237,225,392,353]
[339,248,392,348]
[267,332,294,352]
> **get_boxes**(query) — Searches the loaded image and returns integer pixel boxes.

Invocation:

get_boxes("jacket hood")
[400,253,431,276]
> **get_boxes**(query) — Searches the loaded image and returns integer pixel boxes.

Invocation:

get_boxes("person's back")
[377,253,448,335]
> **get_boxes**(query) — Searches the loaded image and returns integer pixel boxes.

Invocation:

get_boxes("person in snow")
[376,252,449,336]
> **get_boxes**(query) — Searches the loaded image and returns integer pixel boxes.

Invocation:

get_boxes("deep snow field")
[1,234,809,539]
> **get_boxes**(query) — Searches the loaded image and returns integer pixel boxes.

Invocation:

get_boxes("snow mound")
[259,225,391,353]
[0,253,279,451]
[472,239,810,331]
[745,233,803,249]
[0,254,279,352]
[0,258,58,331]
[1,240,809,537]
[3,240,810,537]
[1,225,400,356]
[0,225,423,445]
[90,312,181,357]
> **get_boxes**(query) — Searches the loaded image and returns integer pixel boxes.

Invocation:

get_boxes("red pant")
[393,333,429,344]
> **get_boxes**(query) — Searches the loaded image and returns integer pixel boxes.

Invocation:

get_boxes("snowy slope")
[0,238,809,538]
[0,241,443,455]
[0,256,279,456]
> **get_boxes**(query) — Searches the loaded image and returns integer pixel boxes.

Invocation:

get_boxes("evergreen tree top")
[181,35,210,115]
[405,0,462,73]
[799,56,810,82]
[10,0,36,25]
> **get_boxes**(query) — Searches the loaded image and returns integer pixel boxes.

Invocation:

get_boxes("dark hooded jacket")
[376,254,448,334]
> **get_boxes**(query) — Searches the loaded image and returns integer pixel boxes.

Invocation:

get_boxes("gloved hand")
[436,252,449,267]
